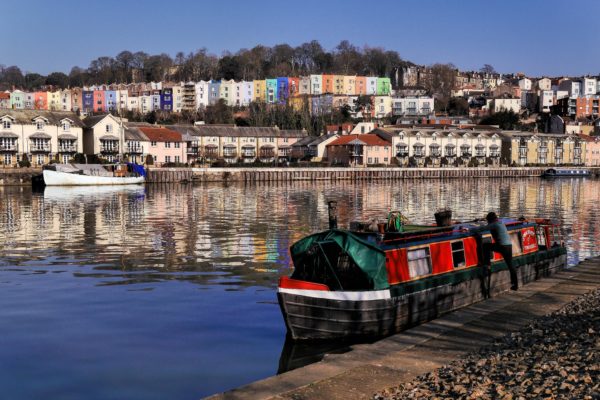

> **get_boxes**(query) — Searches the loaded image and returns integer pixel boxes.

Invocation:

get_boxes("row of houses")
[1,110,597,168]
[0,75,393,114]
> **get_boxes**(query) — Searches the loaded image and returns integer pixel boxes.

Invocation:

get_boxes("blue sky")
[3,0,599,77]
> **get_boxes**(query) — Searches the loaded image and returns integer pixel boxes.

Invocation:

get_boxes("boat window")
[536,226,547,249]
[451,241,466,268]
[407,248,431,278]
[510,232,523,256]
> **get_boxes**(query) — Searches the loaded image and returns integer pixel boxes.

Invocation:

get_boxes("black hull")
[279,252,566,340]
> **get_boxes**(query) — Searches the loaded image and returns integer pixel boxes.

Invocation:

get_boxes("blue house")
[311,95,333,116]
[160,88,173,111]
[82,91,94,114]
[277,77,289,105]
[104,90,117,112]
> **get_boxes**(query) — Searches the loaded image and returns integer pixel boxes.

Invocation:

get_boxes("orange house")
[33,91,48,110]
[355,76,367,95]
[322,74,334,94]
[93,90,105,113]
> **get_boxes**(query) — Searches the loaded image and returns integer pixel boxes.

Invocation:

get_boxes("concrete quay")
[207,258,600,400]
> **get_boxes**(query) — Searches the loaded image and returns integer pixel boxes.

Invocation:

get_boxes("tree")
[480,64,496,74]
[447,98,469,116]
[24,73,46,91]
[145,154,154,165]
[479,110,520,130]
[46,72,69,88]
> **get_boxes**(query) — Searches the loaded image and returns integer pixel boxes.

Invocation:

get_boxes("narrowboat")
[542,168,590,178]
[278,206,567,340]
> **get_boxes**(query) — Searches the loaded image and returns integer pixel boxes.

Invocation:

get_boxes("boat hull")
[43,169,144,186]
[279,248,566,340]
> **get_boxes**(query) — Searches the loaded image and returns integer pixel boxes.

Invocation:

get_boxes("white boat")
[41,163,145,186]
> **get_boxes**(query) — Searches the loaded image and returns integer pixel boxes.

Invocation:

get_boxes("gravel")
[374,288,600,400]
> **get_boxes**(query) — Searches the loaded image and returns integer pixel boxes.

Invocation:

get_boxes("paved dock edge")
[206,258,600,400]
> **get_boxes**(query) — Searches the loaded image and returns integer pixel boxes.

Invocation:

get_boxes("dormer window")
[62,122,70,132]
[2,120,10,129]
[36,121,45,130]
[106,124,113,133]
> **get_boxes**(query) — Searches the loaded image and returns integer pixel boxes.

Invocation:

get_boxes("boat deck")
[208,257,600,400]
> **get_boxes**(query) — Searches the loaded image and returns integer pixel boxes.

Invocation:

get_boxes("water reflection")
[0,178,599,398]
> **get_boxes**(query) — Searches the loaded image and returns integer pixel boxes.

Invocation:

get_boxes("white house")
[518,78,532,91]
[539,90,554,113]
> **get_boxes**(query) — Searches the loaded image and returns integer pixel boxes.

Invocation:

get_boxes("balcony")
[187,146,199,155]
[100,145,119,154]
[396,147,409,157]
[58,145,77,153]
[0,143,18,152]
[413,150,425,158]
[241,150,256,158]
[460,152,471,158]
[125,145,144,154]
[430,151,441,158]
[446,152,456,158]
[475,151,486,158]
[30,144,51,153]
[490,151,500,158]
[223,150,237,158]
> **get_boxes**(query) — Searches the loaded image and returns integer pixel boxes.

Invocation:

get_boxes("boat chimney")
[328,201,338,229]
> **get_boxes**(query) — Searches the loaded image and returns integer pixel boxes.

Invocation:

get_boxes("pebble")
[373,288,600,400]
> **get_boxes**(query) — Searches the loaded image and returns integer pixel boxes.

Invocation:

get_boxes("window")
[36,121,45,130]
[62,122,70,131]
[165,142,171,148]
[165,156,171,163]
[105,124,113,133]
[151,141,157,147]
[174,156,180,163]
[174,142,180,148]
[368,157,373,164]
[153,155,157,161]
[451,241,466,268]
[407,248,432,278]
[2,120,10,129]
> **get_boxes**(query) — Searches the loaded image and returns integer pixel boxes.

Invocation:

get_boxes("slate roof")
[166,124,307,138]
[0,109,85,127]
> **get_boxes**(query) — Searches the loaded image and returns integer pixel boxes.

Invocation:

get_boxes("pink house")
[138,126,187,166]
[327,134,392,166]
[93,90,105,113]
[582,134,600,166]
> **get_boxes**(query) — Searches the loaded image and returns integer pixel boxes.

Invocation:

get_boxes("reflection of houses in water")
[1,179,600,286]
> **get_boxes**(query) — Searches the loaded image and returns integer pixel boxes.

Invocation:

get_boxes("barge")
[278,206,567,340]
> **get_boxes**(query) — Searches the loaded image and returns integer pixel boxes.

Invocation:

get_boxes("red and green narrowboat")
[278,211,566,340]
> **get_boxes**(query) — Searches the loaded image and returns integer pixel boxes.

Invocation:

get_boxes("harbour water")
[0,177,598,399]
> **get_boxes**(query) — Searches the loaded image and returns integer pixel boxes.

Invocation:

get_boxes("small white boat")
[41,163,145,186]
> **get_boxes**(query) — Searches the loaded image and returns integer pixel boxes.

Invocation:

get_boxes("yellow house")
[253,80,266,102]
[47,91,61,111]
[500,132,586,166]
[343,76,356,95]
[333,75,345,95]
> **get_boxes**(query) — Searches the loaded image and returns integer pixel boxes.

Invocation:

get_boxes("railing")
[476,151,486,157]
[100,145,119,153]
[125,145,144,154]
[446,152,456,157]
[490,151,500,158]
[30,144,51,152]
[430,151,441,157]
[396,149,409,157]
[0,144,18,151]
[187,146,199,155]
[460,152,472,158]
[223,151,237,158]
[242,150,256,157]
[413,151,424,157]
[58,145,77,152]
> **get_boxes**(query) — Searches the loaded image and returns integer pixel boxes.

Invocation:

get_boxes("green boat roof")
[290,229,389,290]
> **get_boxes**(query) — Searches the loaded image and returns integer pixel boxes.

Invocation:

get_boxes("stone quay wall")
[2,167,600,185]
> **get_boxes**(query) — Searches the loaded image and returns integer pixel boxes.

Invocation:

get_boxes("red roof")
[138,126,182,142]
[0,93,10,100]
[327,134,391,147]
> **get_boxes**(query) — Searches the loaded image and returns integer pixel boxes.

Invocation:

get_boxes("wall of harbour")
[148,167,551,184]
[2,167,599,186]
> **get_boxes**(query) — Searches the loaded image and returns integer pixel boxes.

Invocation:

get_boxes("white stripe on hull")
[278,287,391,301]
[43,170,144,186]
